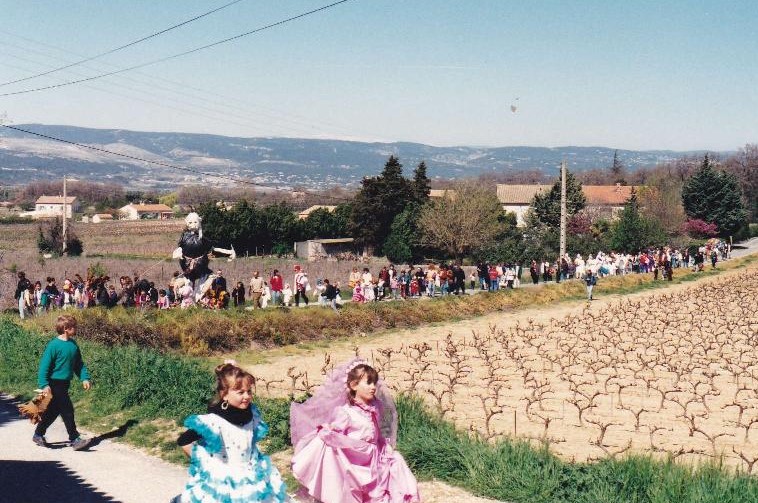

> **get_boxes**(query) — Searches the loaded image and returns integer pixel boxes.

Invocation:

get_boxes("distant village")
[1,183,634,228]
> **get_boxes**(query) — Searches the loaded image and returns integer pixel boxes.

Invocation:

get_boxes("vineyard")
[254,266,758,473]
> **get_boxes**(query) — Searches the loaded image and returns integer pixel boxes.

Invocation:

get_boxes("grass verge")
[3,319,758,502]
[0,319,291,457]
[396,395,758,503]
[17,254,757,357]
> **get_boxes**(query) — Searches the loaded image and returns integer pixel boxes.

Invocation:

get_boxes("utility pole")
[62,174,67,256]
[559,160,567,260]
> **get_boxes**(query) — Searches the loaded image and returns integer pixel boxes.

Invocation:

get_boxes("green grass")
[397,395,758,503]
[0,318,291,456]
[3,318,758,502]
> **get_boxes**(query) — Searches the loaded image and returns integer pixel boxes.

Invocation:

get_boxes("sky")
[0,0,756,151]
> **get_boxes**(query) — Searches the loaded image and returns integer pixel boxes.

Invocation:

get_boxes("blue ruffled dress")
[177,404,286,503]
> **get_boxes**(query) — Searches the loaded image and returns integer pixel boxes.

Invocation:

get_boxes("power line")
[0,0,246,88]
[0,123,353,203]
[0,0,352,98]
[0,32,390,142]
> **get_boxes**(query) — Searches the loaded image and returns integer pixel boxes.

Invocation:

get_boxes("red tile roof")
[497,184,636,206]
[582,185,635,206]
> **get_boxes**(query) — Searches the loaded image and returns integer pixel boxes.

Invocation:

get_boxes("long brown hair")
[211,363,255,405]
[346,364,378,400]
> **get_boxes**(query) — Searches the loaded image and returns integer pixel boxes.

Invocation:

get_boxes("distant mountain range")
[0,124,722,191]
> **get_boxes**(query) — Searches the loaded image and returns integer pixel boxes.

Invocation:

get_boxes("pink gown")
[291,401,420,503]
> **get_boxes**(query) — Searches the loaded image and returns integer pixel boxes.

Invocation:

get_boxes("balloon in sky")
[510,97,520,113]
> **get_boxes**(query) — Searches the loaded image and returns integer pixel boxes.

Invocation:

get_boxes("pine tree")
[610,188,646,252]
[682,154,747,237]
[382,205,420,264]
[350,156,412,252]
[530,171,586,227]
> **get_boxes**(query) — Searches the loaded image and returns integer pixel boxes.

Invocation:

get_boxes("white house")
[496,184,550,226]
[29,195,80,219]
[496,183,637,226]
[119,203,174,220]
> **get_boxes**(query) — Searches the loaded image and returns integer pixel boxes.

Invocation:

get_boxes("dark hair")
[347,364,378,399]
[212,363,255,405]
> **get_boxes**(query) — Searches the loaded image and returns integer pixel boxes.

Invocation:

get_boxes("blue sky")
[1,0,756,150]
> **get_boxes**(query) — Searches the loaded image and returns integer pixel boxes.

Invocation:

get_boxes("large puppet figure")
[172,212,235,301]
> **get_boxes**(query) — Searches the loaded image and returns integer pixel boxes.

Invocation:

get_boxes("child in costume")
[174,362,286,503]
[352,284,365,304]
[290,358,420,503]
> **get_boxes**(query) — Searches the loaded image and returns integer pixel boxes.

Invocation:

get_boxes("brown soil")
[247,264,758,480]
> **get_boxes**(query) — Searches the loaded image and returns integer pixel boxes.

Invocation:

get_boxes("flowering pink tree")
[682,219,719,238]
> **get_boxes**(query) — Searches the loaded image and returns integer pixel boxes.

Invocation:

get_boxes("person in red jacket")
[269,269,283,307]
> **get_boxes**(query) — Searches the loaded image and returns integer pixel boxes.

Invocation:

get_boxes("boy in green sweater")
[33,314,92,450]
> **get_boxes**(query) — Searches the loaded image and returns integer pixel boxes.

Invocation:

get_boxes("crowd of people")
[12,240,730,318]
[522,240,730,287]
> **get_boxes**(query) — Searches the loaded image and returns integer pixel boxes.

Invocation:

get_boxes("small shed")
[92,213,115,223]
[294,238,358,261]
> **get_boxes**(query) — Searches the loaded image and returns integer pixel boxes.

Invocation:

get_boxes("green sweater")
[37,337,91,388]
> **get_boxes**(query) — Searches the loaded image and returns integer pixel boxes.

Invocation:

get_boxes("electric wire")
[0,0,352,98]
[0,123,354,203]
[1,53,335,138]
[0,24,387,141]
[0,0,246,88]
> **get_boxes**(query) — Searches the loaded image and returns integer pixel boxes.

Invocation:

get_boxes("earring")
[221,400,229,410]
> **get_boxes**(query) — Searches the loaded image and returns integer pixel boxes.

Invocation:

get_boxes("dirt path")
[0,394,187,503]
[0,394,496,503]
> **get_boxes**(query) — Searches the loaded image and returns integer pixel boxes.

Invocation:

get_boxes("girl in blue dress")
[174,361,286,503]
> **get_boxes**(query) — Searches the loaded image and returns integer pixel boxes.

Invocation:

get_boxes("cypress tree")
[411,161,431,206]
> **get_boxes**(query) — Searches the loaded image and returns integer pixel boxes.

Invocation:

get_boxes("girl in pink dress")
[352,284,365,304]
[290,359,420,503]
